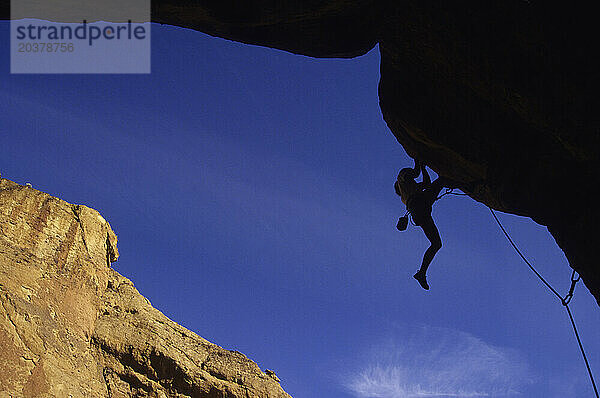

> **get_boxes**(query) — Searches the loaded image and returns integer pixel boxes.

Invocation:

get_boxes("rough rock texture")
[1,2,597,303]
[0,178,291,398]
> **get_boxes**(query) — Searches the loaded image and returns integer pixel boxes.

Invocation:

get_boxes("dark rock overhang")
[3,1,598,304]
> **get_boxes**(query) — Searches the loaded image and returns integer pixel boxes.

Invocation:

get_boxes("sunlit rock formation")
[0,178,291,397]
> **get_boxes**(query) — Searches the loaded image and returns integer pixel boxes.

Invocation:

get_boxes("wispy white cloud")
[344,326,532,398]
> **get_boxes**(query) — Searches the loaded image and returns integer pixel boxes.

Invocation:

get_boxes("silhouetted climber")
[394,159,446,290]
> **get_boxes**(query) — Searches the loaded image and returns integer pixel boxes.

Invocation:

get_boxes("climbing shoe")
[413,270,429,290]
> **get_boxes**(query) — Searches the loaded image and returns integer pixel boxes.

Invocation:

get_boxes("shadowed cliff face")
[144,1,598,305]
[1,1,596,303]
[0,178,291,397]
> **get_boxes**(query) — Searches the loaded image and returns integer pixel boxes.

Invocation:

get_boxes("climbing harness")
[398,189,466,232]
[488,207,598,398]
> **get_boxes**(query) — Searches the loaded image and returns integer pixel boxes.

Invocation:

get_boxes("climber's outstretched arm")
[410,158,422,179]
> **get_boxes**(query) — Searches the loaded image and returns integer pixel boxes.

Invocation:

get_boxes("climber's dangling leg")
[412,213,442,290]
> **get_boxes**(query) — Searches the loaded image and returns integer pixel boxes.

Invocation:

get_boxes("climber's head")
[398,167,418,182]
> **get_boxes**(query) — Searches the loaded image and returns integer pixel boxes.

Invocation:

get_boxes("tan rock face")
[0,178,292,398]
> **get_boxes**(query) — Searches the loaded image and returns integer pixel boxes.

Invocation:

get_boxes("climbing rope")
[432,189,598,395]
[436,188,469,201]
[488,207,563,300]
[488,207,598,398]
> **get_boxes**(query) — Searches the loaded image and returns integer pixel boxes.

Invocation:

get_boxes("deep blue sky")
[2,23,599,398]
